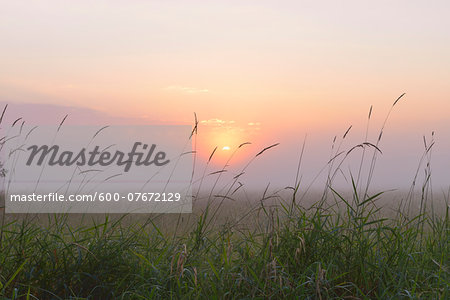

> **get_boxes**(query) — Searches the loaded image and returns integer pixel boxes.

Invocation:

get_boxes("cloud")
[164,85,209,94]
[0,101,167,125]
[200,119,261,133]
[200,119,235,126]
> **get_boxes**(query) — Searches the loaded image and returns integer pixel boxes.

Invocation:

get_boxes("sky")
[1,1,450,191]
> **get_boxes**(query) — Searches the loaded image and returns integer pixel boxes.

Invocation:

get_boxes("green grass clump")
[0,195,448,299]
[0,97,449,299]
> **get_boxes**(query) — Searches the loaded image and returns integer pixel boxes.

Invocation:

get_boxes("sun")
[222,146,230,151]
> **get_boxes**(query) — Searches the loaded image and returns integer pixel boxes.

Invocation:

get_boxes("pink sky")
[1,1,449,190]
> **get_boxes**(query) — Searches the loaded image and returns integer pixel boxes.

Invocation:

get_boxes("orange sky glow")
[1,1,449,189]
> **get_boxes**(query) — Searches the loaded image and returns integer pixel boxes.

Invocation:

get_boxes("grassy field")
[0,190,448,299]
[0,99,449,299]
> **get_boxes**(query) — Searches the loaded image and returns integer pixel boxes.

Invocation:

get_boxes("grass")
[0,97,449,299]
